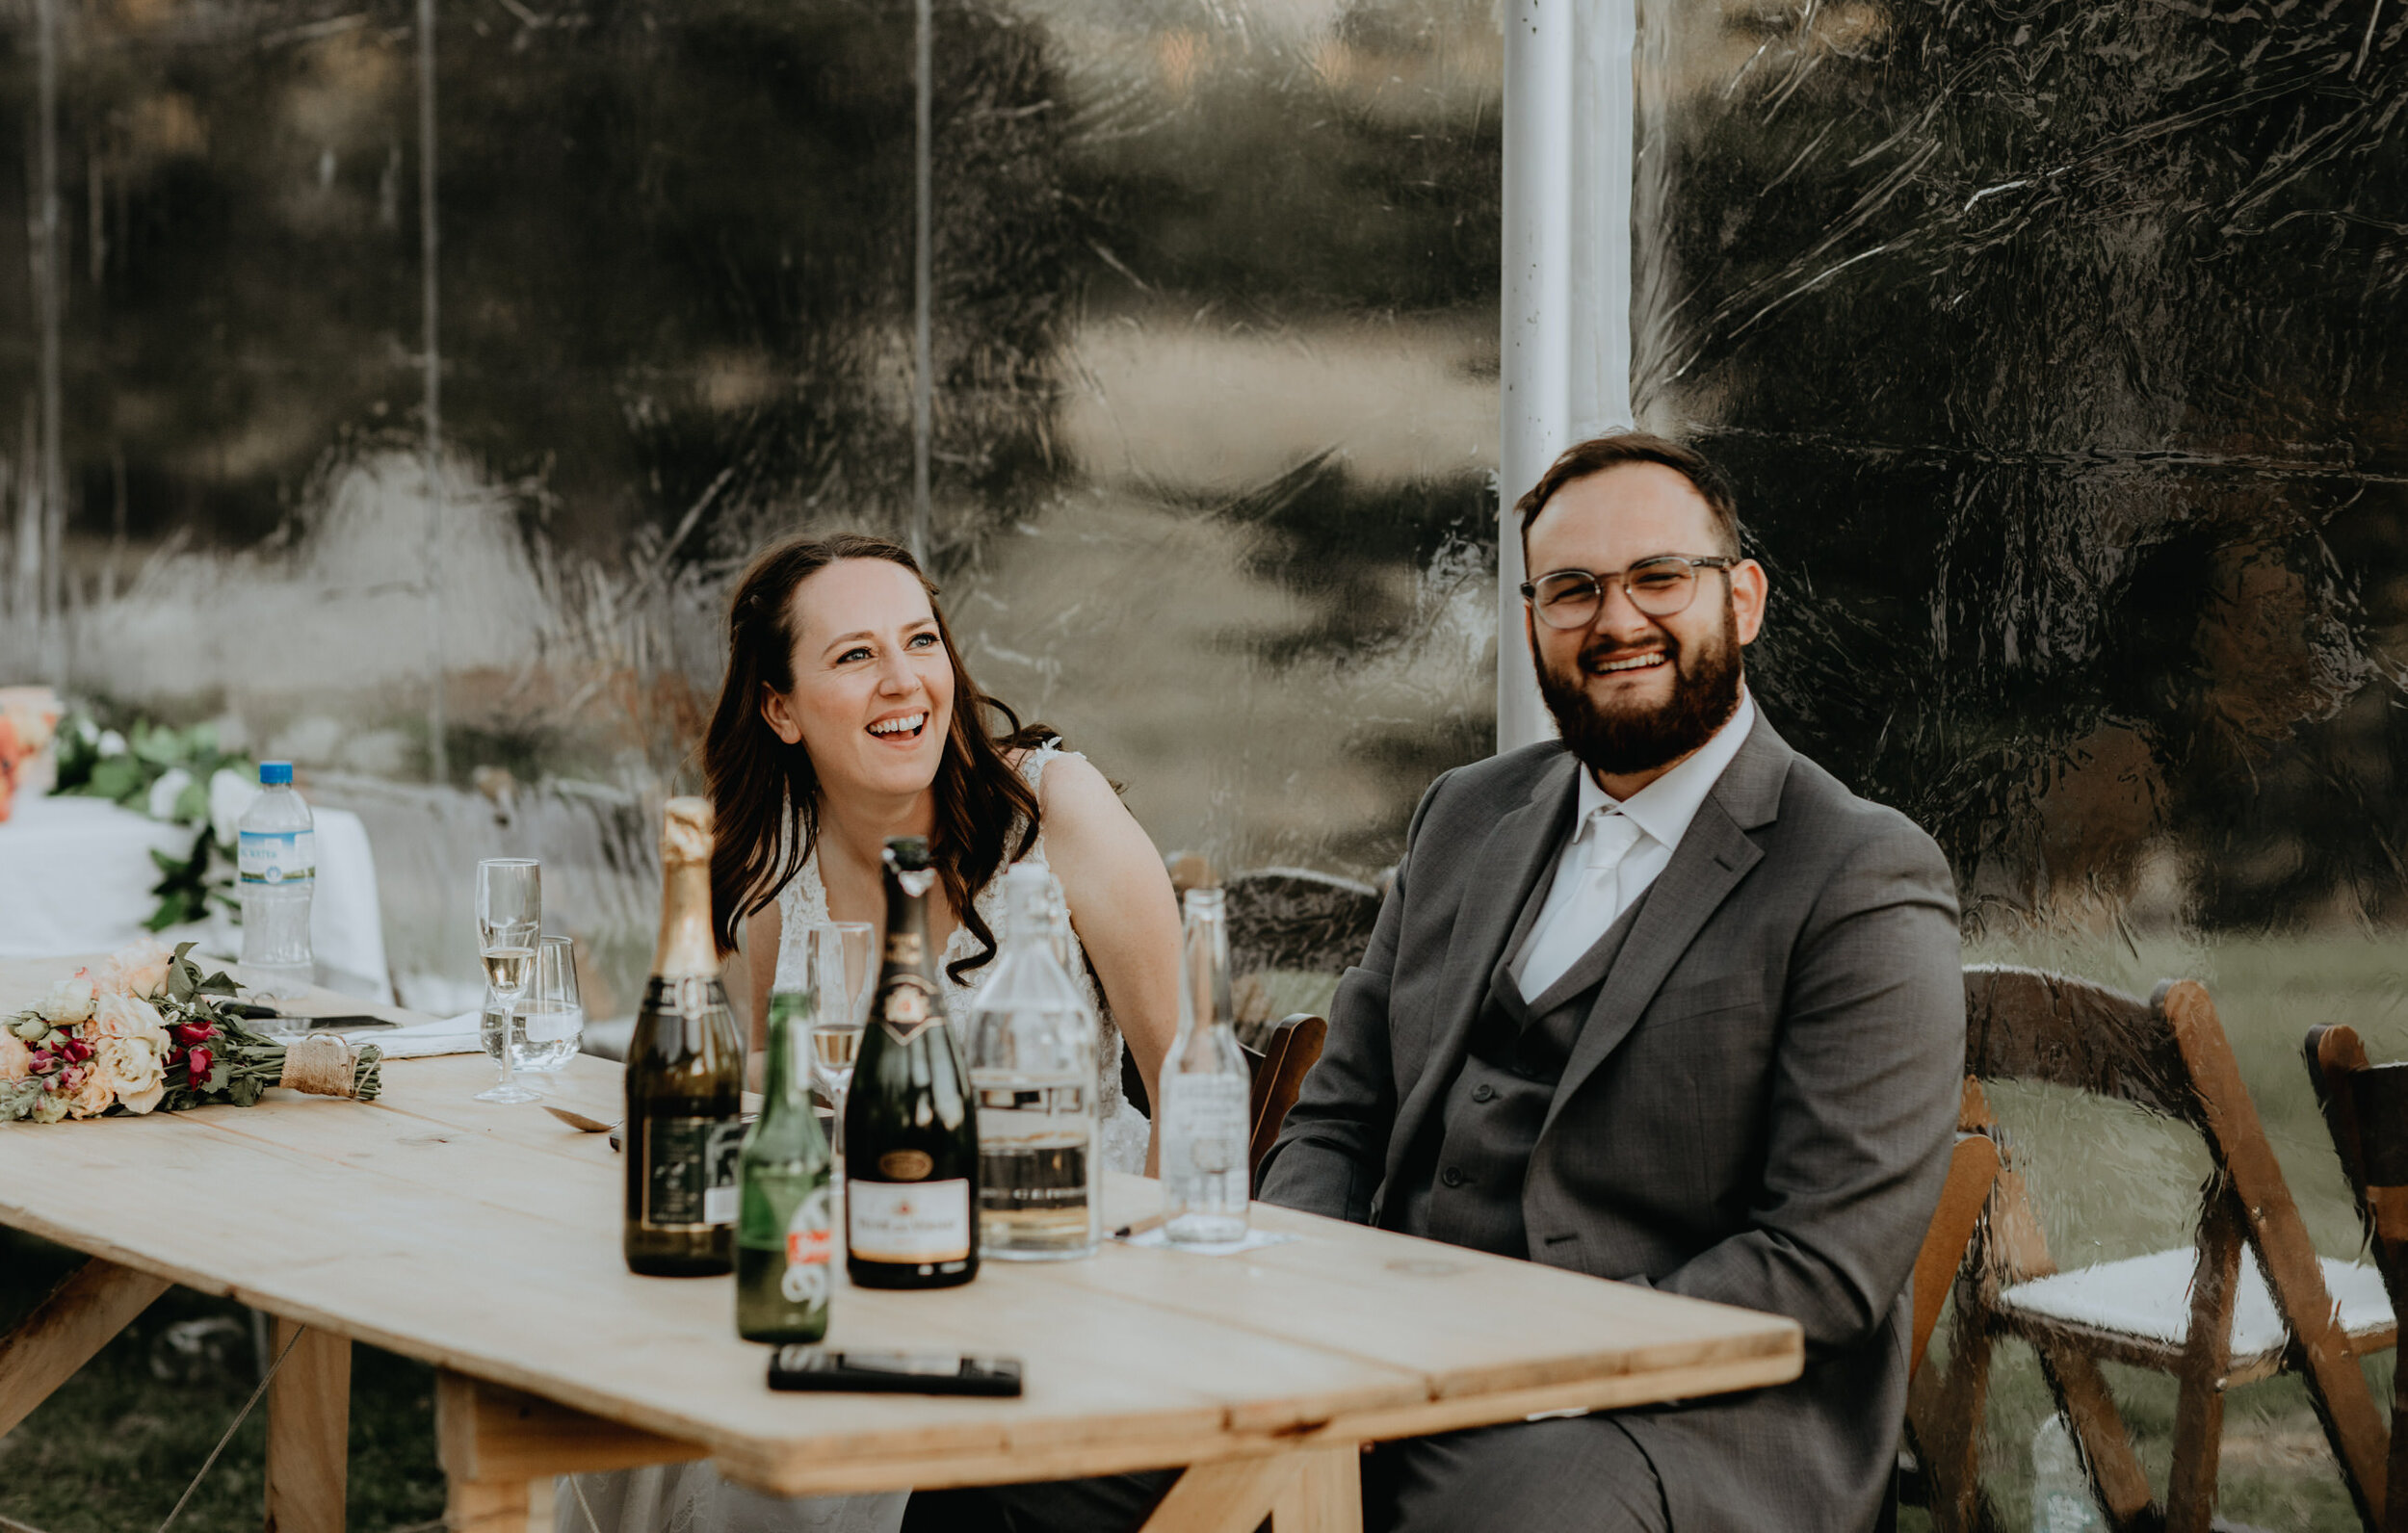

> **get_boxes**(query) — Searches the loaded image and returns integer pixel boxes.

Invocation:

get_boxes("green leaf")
[230,1077,263,1107]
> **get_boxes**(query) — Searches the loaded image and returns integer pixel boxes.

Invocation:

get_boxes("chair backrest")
[1222,869,1382,979]
[1961,965,2199,1124]
[1247,1012,1328,1185]
[2305,1023,2408,1246]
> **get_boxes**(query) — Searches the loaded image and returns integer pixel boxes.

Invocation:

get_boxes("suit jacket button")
[1471,1083,1496,1104]
[1441,1165,1466,1188]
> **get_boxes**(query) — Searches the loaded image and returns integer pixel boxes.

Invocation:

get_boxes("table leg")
[1277,1445,1362,1532]
[445,1477,555,1533]
[264,1320,352,1533]
[434,1369,699,1533]
[0,1257,170,1439]
[1140,1445,1362,1533]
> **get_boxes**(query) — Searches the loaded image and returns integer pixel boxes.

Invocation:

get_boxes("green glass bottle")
[736,987,834,1342]
[844,837,981,1289]
[623,797,746,1278]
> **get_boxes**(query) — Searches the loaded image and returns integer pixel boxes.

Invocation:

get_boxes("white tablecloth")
[0,792,391,1000]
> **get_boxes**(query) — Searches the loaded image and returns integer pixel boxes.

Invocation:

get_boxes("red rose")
[30,1049,58,1074]
[62,1035,92,1064]
[186,1046,213,1085]
[172,1022,214,1047]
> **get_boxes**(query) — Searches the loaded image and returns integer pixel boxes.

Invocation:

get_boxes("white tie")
[1517,809,1647,1000]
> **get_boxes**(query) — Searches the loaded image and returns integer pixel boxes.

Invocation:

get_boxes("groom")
[1257,432,1965,1532]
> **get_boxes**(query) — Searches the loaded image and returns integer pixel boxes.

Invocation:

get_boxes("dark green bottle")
[844,837,981,1289]
[623,797,746,1278]
[737,987,834,1341]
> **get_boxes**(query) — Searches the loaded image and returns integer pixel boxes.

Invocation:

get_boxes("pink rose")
[96,938,172,1000]
[65,1061,115,1118]
[0,1032,28,1083]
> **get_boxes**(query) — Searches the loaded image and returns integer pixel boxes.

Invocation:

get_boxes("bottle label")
[876,974,942,1046]
[848,1178,972,1262]
[639,1116,746,1229]
[1162,1075,1249,1177]
[885,930,925,966]
[782,1186,835,1305]
[238,830,316,886]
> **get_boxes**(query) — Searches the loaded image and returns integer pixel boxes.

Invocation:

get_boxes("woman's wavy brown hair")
[704,533,1054,984]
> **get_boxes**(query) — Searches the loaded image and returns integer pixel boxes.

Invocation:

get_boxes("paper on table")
[1117,1227,1299,1258]
[365,1011,484,1060]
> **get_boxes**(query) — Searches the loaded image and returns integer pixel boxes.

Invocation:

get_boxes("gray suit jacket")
[1258,713,1965,1532]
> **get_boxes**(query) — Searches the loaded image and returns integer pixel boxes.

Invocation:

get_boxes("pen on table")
[1112,1213,1168,1240]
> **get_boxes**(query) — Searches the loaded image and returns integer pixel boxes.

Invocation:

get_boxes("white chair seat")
[1997,1247,2393,1367]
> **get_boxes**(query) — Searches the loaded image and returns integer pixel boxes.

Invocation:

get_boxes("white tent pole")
[1498,0,1636,754]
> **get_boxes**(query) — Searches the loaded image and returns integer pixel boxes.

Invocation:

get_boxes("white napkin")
[362,1010,485,1060]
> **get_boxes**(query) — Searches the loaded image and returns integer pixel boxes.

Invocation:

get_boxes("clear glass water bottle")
[1161,886,1250,1245]
[2028,1416,2104,1533]
[237,762,315,998]
[960,863,1101,1260]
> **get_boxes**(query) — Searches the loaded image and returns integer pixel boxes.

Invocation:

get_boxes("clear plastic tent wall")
[1637,2,2408,1523]
[0,0,1502,1012]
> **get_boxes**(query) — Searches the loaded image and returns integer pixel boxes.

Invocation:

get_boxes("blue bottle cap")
[259,761,294,786]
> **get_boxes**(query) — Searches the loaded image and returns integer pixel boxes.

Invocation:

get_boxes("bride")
[559,532,1181,1533]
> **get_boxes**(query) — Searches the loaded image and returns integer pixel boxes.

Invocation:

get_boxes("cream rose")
[0,1031,29,1083]
[98,1036,165,1114]
[89,994,170,1051]
[35,976,95,1024]
[97,939,172,1000]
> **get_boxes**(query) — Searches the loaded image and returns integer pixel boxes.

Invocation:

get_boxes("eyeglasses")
[1519,557,1738,630]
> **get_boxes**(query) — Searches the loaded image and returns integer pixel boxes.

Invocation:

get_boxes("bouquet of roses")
[0,939,381,1124]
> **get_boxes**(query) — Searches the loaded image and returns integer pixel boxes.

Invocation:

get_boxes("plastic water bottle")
[2029,1416,2104,1533]
[1160,886,1251,1245]
[237,762,315,997]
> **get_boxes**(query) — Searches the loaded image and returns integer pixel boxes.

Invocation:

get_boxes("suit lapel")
[1381,751,1580,1190]
[1537,714,1793,1145]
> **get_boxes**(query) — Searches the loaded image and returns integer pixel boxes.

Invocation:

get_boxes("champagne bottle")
[623,797,746,1277]
[844,837,980,1289]
[736,987,833,1341]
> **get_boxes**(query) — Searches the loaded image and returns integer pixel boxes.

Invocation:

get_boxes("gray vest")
[1393,885,1651,1257]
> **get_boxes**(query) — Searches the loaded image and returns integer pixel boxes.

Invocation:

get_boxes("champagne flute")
[804,921,875,1168]
[475,858,542,1104]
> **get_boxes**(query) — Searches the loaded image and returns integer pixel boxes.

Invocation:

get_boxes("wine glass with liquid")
[804,921,875,1167]
[475,858,542,1104]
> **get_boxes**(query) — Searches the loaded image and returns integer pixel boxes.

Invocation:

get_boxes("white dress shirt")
[1510,689,1758,1001]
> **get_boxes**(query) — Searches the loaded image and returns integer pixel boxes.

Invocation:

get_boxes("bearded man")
[1256,432,1966,1533]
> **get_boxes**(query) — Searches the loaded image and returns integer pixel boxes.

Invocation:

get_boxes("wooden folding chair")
[1907,967,2395,1533]
[2305,1025,2408,1531]
[1247,1012,1328,1185]
[1879,1123,2006,1533]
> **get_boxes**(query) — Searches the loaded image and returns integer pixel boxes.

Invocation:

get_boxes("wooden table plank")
[0,962,1804,1501]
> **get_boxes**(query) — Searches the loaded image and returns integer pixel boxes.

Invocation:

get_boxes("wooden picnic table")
[0,959,1802,1532]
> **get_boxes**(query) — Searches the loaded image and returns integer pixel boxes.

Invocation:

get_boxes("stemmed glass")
[475,859,542,1104]
[804,921,876,1167]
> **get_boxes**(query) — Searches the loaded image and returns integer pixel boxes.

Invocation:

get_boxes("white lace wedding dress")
[770,741,1151,1178]
[559,745,1148,1533]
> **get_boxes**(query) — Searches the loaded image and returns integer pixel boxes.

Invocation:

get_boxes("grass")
[4,933,2404,1530]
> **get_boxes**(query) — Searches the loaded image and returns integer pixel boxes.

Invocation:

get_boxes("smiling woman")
[699,532,1178,1161]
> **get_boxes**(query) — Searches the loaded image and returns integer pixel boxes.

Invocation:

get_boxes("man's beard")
[1536,601,1744,778]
